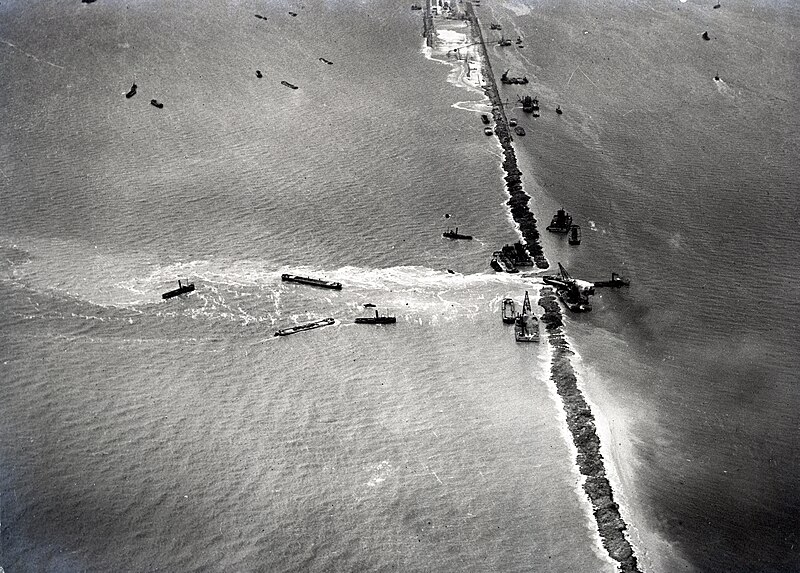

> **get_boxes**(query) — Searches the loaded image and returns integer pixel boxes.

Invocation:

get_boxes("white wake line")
[0,38,65,70]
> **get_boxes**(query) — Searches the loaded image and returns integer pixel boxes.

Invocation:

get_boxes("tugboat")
[281,273,343,290]
[568,225,581,245]
[150,99,164,109]
[501,298,516,324]
[162,279,195,300]
[125,84,137,98]
[274,317,335,336]
[702,31,710,41]
[593,272,630,288]
[514,291,539,342]
[490,251,518,273]
[442,227,473,240]
[546,208,573,233]
[355,310,397,324]
[556,105,563,115]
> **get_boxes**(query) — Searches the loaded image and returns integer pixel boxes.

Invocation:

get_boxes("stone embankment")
[464,3,548,269]
[538,287,642,573]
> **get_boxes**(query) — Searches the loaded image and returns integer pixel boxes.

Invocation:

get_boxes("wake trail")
[0,38,65,70]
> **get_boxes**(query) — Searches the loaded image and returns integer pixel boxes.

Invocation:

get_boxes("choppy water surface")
[1,0,798,572]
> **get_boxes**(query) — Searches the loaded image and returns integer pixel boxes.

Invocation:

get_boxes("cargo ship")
[162,279,195,300]
[355,310,397,324]
[274,317,335,336]
[546,208,573,233]
[514,291,539,342]
[490,251,518,273]
[442,227,473,240]
[281,273,342,290]
[501,298,516,324]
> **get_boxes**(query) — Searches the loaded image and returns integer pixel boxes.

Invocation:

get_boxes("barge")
[281,273,342,290]
[501,298,516,324]
[162,279,195,300]
[490,251,518,273]
[274,317,335,336]
[514,291,539,342]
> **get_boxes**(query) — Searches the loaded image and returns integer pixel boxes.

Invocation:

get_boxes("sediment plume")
[464,3,548,269]
[539,287,642,573]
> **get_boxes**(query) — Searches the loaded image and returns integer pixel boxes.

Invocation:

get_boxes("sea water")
[1,0,798,572]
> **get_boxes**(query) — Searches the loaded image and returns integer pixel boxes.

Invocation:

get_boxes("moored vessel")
[514,291,539,342]
[274,317,335,336]
[501,298,516,324]
[490,251,518,273]
[281,273,342,290]
[546,208,573,233]
[569,225,581,245]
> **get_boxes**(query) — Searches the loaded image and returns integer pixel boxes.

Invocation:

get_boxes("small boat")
[713,3,721,8]
[281,81,299,90]
[355,310,397,324]
[319,58,333,65]
[411,4,422,10]
[162,279,195,300]
[714,75,720,81]
[442,227,473,240]
[254,14,266,19]
[281,273,342,290]
[498,37,512,47]
[150,99,163,109]
[702,31,710,41]
[82,0,97,3]
[481,114,491,124]
[125,83,137,98]
[289,11,298,17]
[484,126,493,136]
[501,298,516,324]
[364,303,377,308]
[546,208,573,233]
[255,70,263,78]
[490,251,518,273]
[490,23,502,30]
[509,118,517,127]
[568,225,581,245]
[274,317,335,336]
[514,126,525,136]
[556,105,563,115]
[516,36,523,44]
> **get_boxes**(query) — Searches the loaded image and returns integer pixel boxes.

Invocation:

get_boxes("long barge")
[162,279,195,299]
[281,273,342,290]
[274,317,335,336]
[355,310,397,324]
